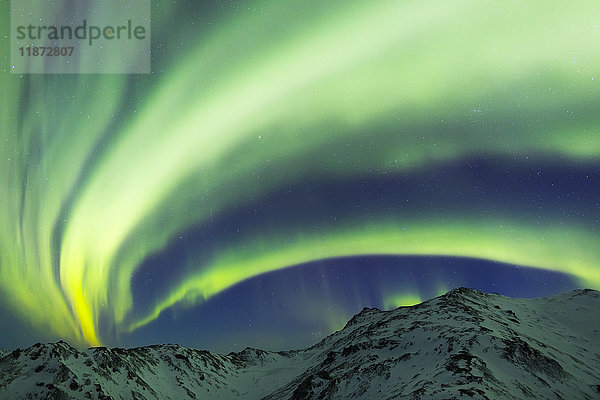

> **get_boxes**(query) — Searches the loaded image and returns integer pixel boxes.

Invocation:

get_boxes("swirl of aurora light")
[0,0,599,346]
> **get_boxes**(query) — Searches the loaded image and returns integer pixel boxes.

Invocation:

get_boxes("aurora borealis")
[0,0,599,350]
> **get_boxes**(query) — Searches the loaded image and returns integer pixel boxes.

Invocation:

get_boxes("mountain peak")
[1,288,599,399]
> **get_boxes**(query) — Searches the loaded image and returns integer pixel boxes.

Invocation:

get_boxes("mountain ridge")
[1,288,599,399]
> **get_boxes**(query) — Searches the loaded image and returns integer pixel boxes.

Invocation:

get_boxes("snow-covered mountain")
[1,288,599,399]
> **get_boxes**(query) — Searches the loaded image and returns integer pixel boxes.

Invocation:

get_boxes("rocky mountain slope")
[1,288,599,399]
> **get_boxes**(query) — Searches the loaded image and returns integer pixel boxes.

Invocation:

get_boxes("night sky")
[0,1,599,352]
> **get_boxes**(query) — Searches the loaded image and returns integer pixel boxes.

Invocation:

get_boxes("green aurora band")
[1,0,599,345]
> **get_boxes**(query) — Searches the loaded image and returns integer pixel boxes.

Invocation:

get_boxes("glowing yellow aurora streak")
[0,0,599,345]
